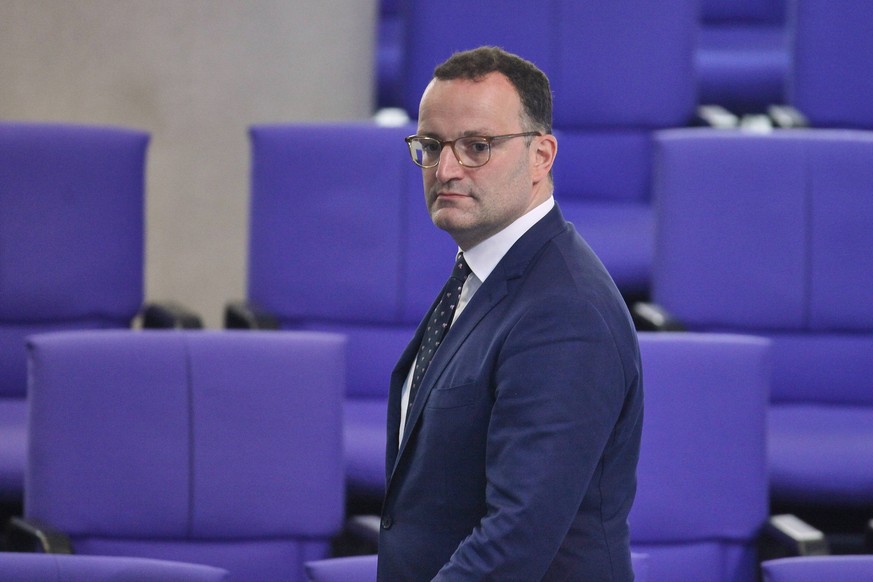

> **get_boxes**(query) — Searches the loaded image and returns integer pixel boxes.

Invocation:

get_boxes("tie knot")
[452,252,470,281]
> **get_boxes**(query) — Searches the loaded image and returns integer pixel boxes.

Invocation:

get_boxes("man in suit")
[378,46,643,581]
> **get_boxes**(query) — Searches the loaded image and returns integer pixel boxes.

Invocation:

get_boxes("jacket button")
[381,514,393,529]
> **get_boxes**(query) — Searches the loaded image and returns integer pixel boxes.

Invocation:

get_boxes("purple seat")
[0,552,229,582]
[398,0,698,299]
[788,0,873,129]
[305,553,650,582]
[22,330,345,582]
[652,128,873,510]
[697,0,789,113]
[631,333,771,582]
[0,122,148,504]
[762,556,873,582]
[236,122,454,505]
[374,0,406,110]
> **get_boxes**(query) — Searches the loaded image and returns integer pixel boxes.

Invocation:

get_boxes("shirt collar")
[461,196,554,283]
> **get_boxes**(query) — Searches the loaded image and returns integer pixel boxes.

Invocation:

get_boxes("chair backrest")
[761,555,873,582]
[400,0,696,128]
[401,0,695,201]
[374,0,406,109]
[697,0,789,113]
[630,333,771,582]
[0,553,230,582]
[0,122,147,400]
[652,128,873,406]
[248,122,456,401]
[789,0,873,128]
[399,0,697,297]
[25,330,346,582]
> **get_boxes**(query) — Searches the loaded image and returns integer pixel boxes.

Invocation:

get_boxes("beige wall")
[0,1,376,327]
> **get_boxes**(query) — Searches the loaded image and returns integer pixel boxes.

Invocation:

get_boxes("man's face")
[416,72,547,250]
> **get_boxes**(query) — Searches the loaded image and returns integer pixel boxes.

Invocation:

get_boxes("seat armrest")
[630,302,685,332]
[331,514,380,556]
[224,300,279,330]
[4,516,73,554]
[138,301,204,329]
[696,104,741,129]
[759,514,830,561]
[767,105,810,129]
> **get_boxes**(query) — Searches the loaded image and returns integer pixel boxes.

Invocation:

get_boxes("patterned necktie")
[407,253,470,411]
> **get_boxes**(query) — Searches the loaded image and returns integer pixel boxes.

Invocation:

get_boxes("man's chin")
[430,208,467,232]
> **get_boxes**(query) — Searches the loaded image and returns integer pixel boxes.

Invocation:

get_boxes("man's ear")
[531,134,557,182]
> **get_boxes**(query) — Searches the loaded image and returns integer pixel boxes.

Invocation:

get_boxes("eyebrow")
[415,129,496,139]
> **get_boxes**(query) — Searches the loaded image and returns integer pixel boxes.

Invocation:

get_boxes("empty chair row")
[15,328,779,581]
[375,0,873,124]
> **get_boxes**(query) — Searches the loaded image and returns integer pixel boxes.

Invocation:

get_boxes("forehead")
[417,72,523,135]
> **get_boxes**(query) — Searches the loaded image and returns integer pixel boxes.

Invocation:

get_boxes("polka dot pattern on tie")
[407,253,470,412]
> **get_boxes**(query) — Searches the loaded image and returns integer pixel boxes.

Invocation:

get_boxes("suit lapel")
[388,205,569,479]
[394,275,509,461]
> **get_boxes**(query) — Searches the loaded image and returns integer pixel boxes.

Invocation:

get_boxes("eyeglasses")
[404,132,541,169]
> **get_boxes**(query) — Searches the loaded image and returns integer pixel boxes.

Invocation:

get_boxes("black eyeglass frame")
[404,132,542,169]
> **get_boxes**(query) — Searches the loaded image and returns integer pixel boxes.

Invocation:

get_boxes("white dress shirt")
[398,196,555,445]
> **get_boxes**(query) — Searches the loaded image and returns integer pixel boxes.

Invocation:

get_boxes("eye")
[462,138,490,154]
[419,139,441,153]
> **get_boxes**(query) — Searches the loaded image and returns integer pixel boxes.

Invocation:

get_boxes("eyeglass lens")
[408,137,491,168]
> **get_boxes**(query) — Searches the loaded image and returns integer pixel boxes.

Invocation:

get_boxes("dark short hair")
[433,46,553,135]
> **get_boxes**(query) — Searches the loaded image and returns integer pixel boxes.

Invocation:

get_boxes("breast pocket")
[425,381,480,409]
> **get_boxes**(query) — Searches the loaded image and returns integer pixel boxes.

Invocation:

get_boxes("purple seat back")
[697,0,788,112]
[375,0,406,109]
[248,123,456,401]
[401,0,696,127]
[630,333,770,582]
[789,0,873,129]
[762,556,873,582]
[25,330,345,582]
[0,553,230,582]
[400,0,696,296]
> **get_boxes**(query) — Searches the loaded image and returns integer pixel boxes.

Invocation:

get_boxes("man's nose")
[435,143,464,181]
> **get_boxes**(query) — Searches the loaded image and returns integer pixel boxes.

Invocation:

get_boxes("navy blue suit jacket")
[378,205,643,581]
